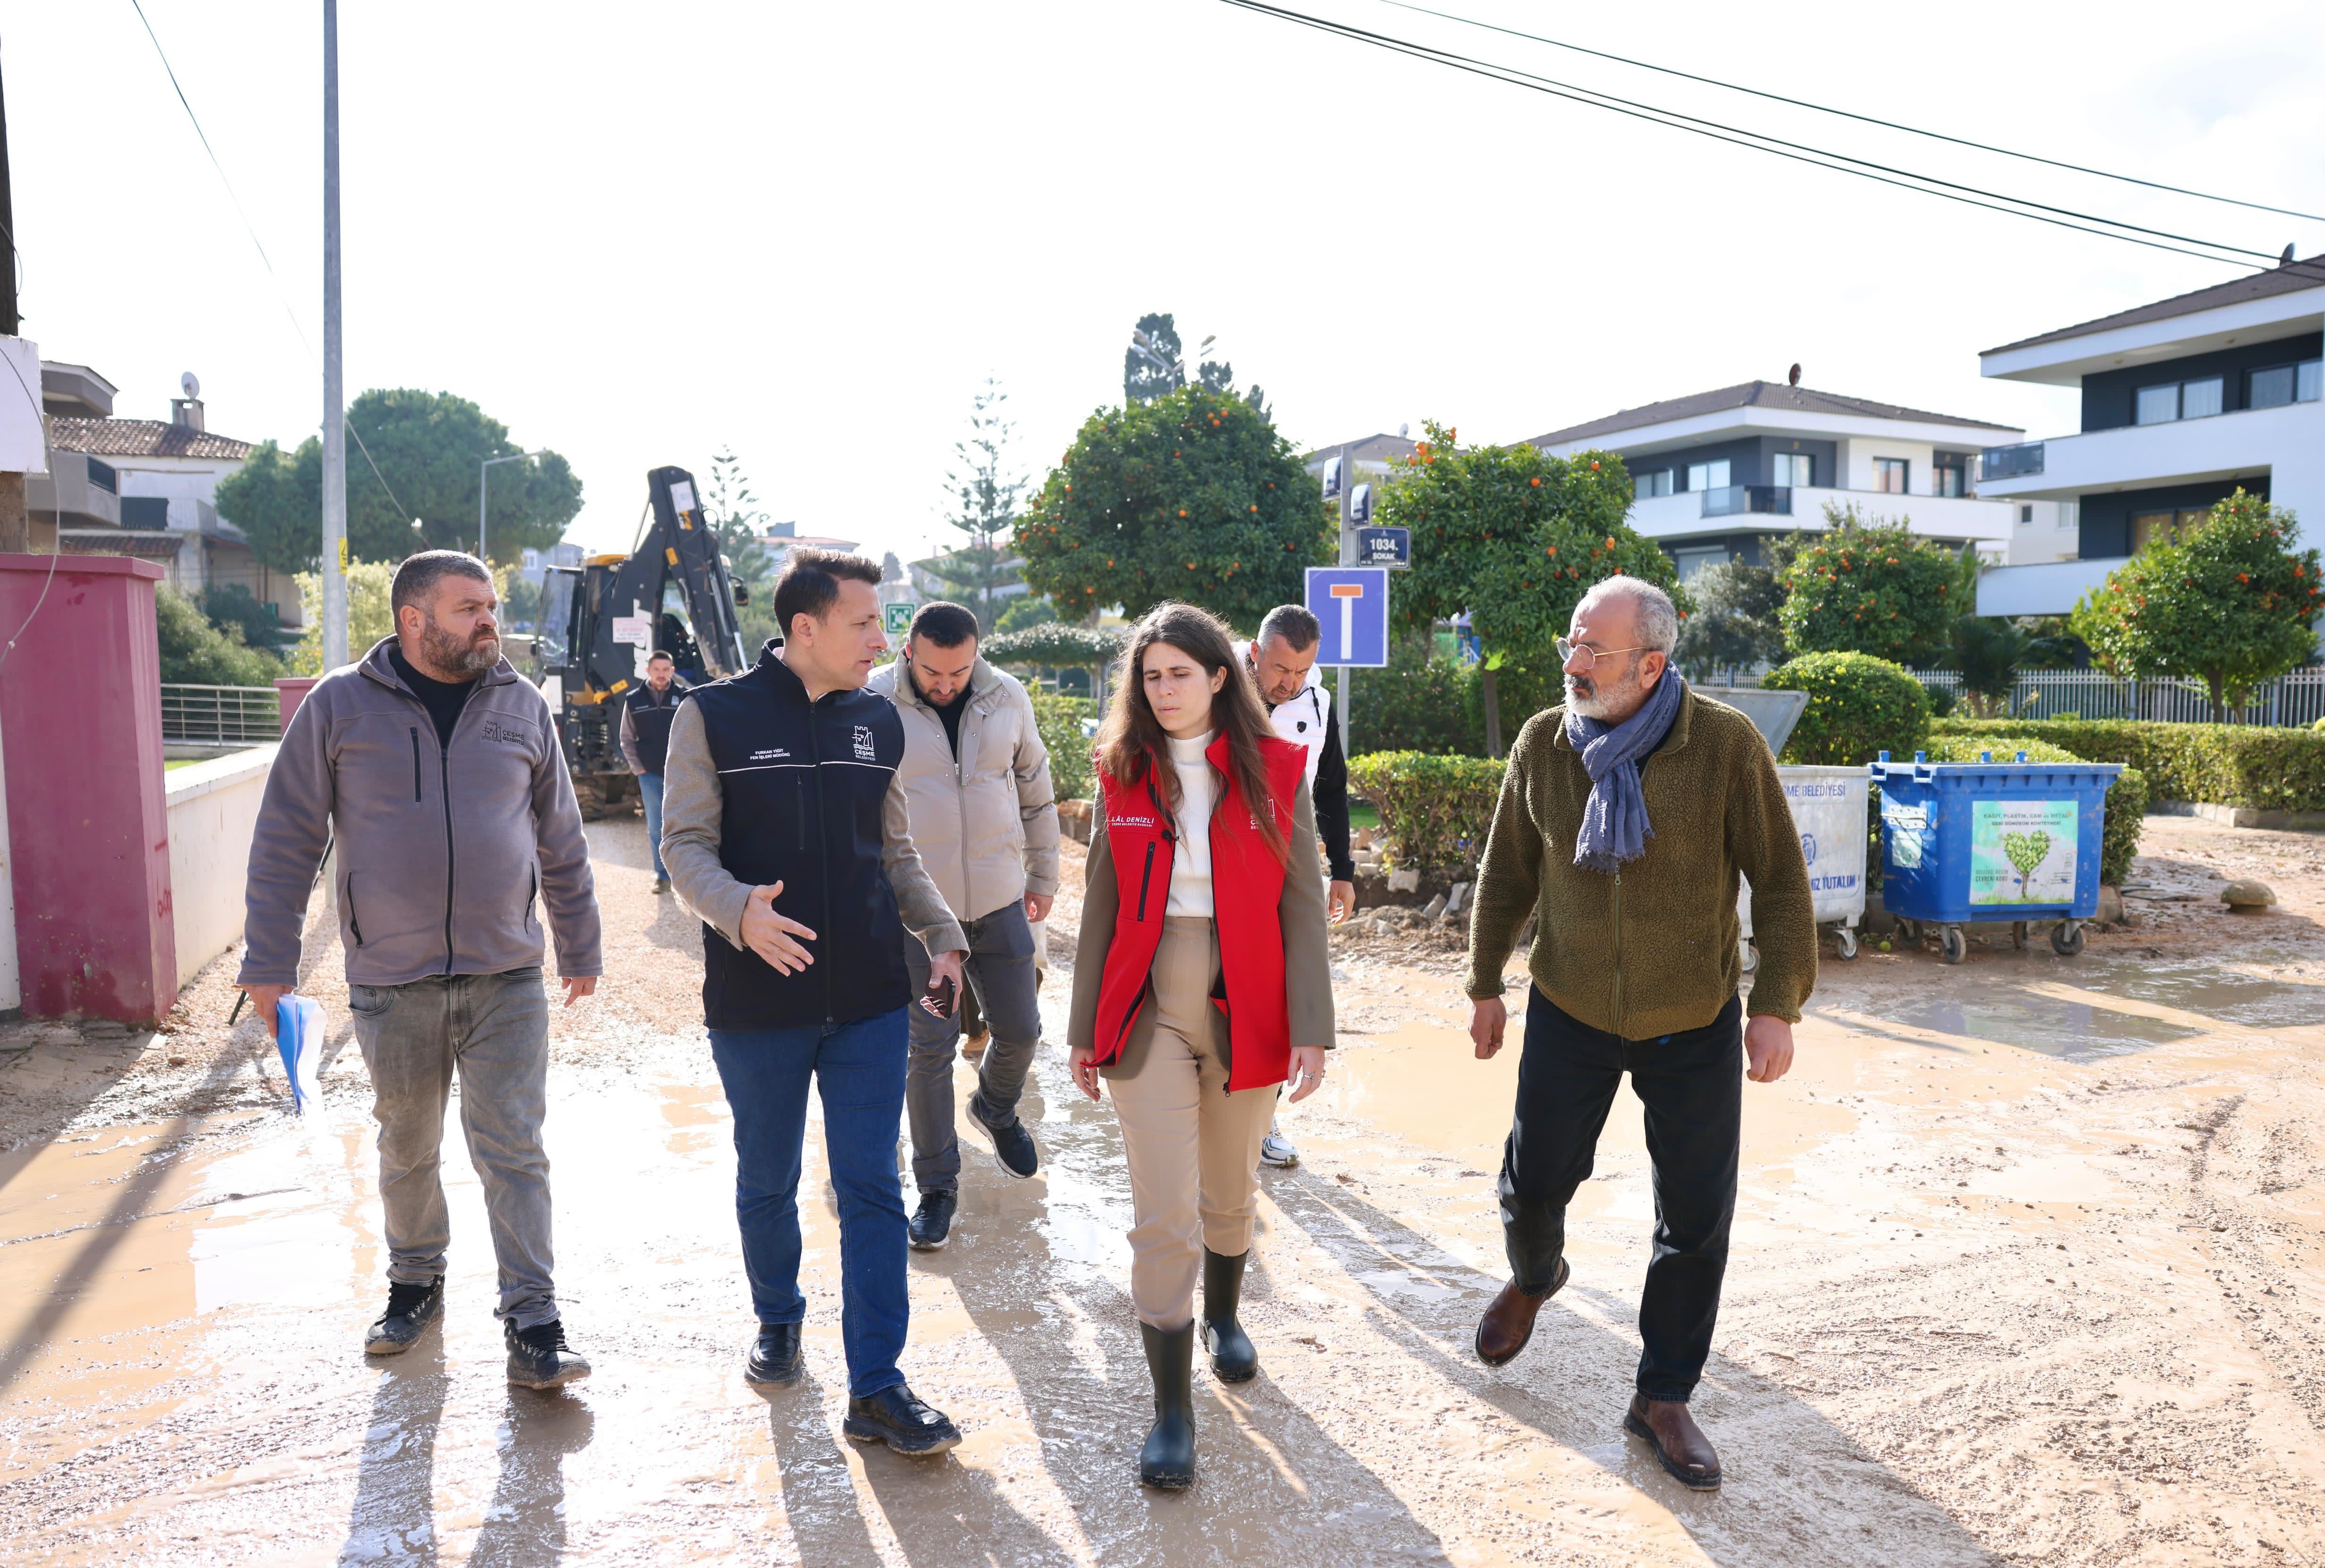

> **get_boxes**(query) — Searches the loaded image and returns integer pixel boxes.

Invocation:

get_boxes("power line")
[1366,0,2325,226]
[126,1,413,525]
[1219,0,2310,275]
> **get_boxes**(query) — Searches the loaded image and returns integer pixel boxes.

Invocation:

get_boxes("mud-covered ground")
[3,812,2323,1566]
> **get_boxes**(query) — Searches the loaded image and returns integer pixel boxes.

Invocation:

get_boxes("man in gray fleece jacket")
[237,551,603,1389]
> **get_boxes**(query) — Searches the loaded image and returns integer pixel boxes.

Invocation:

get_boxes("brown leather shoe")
[1623,1393,1721,1490]
[1473,1259,1569,1367]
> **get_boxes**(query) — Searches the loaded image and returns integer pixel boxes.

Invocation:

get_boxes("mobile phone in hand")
[920,973,957,1019]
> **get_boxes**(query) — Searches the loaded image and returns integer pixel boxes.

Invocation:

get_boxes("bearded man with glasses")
[1460,575,1815,1492]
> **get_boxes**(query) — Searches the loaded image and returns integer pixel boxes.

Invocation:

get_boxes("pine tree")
[917,380,1027,631]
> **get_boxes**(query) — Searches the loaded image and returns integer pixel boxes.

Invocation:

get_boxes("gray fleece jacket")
[238,638,603,988]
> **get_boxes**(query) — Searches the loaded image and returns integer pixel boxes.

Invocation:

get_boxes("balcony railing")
[161,683,283,746]
[1700,485,1792,518]
[1980,441,2045,480]
[1911,667,2325,727]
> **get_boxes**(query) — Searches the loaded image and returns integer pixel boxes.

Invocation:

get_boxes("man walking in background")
[238,550,602,1390]
[1239,604,1357,1169]
[661,548,971,1456]
[621,649,686,894]
[1462,576,1814,1491]
[868,602,1060,1249]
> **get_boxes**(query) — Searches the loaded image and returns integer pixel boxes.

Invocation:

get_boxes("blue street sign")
[1305,566,1390,668]
[1356,526,1410,569]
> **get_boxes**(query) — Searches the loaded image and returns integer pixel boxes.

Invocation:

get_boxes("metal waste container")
[1873,750,2122,964]
[1741,764,1872,964]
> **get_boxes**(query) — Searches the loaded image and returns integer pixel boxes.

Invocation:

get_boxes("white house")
[31,361,298,629]
[1972,255,2325,616]
[1525,380,2062,580]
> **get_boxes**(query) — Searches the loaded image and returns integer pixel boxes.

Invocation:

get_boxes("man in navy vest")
[619,649,685,893]
[660,548,970,1456]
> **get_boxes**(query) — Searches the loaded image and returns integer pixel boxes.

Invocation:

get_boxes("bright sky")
[11,1,2323,570]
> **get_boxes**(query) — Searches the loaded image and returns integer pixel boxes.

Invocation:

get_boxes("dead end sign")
[1304,567,1389,667]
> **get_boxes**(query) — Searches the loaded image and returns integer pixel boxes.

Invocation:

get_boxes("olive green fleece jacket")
[1465,688,1816,1037]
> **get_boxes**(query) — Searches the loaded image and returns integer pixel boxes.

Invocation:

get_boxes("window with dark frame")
[1874,457,1908,495]
[1932,455,1967,498]
[1772,452,1813,488]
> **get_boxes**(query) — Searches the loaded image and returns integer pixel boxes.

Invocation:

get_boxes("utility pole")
[0,46,29,555]
[319,0,349,667]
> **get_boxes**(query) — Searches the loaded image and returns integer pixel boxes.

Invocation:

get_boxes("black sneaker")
[970,1104,1040,1180]
[746,1321,803,1384]
[842,1383,961,1457]
[364,1275,444,1355]
[908,1190,957,1251]
[504,1318,592,1389]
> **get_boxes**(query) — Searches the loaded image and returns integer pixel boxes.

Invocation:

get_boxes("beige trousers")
[1108,916,1276,1331]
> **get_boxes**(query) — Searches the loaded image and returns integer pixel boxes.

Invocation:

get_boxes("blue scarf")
[1565,672,1686,875]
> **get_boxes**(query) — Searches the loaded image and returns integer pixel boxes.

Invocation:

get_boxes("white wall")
[165,745,275,991]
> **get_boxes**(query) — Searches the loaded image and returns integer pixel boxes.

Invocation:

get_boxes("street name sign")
[1355,526,1410,569]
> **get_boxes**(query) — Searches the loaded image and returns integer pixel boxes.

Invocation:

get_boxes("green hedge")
[1923,735,2149,884]
[1763,651,1931,765]
[1347,752,1505,872]
[1931,717,2325,812]
[1027,688,1095,804]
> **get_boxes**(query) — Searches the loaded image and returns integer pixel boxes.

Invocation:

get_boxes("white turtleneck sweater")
[1165,731,1218,916]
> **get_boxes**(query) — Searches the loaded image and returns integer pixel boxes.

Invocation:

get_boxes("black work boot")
[843,1384,962,1456]
[1138,1320,1197,1489]
[746,1322,802,1384]
[364,1275,444,1355]
[1201,1248,1259,1383]
[504,1318,591,1389]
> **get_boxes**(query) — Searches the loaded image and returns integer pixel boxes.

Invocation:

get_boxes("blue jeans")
[638,771,668,880]
[708,1009,910,1398]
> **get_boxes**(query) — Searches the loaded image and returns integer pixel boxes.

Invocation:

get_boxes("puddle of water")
[1885,992,2198,1057]
[2097,958,2325,1031]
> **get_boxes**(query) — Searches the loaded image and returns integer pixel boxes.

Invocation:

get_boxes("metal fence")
[1912,668,2325,727]
[161,684,283,746]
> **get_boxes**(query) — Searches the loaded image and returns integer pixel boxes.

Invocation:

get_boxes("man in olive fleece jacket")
[1462,577,1813,1491]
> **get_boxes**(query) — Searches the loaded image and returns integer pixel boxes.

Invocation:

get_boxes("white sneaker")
[1259,1125,1300,1168]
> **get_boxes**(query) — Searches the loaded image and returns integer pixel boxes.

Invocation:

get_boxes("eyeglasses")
[1555,637,1649,671]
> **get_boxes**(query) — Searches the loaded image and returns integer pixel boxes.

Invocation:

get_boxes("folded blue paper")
[275,993,326,1114]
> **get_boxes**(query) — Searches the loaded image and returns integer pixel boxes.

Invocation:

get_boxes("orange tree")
[1379,422,1678,755]
[2069,489,2322,721]
[1777,503,1967,665]
[1014,385,1333,628]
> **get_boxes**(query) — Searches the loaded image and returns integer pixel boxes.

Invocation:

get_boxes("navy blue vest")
[687,643,909,1031]
[623,682,682,774]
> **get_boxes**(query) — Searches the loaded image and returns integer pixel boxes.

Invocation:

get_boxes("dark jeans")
[902,901,1040,1194]
[1502,986,1742,1403]
[708,1009,911,1399]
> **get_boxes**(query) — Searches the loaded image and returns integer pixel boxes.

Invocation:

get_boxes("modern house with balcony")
[1972,255,2325,615]
[1524,380,2047,580]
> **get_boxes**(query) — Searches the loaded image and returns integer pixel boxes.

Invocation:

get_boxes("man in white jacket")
[868,602,1061,1249]
[1238,604,1359,1168]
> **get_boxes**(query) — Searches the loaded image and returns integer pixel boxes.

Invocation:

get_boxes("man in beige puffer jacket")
[866,602,1061,1249]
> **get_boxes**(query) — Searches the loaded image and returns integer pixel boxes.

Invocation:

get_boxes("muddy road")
[3,813,2324,1566]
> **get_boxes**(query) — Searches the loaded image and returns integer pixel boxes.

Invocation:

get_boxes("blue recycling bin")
[1873,751,2122,963]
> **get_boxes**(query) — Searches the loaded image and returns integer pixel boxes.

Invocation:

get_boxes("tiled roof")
[1984,256,2325,355]
[1526,381,2018,447]
[46,416,256,461]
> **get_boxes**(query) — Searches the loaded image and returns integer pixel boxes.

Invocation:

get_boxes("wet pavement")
[5,813,2325,1565]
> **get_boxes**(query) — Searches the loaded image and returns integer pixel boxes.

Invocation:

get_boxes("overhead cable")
[1366,0,2325,226]
[1219,0,2313,276]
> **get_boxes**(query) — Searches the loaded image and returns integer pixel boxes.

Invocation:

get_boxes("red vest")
[1091,734,1309,1092]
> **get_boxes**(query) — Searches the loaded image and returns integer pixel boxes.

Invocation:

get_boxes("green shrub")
[1763,651,1931,765]
[1026,687,1094,804]
[1347,751,1505,872]
[1341,637,1477,755]
[1923,734,2148,885]
[156,585,283,686]
[1931,717,2325,813]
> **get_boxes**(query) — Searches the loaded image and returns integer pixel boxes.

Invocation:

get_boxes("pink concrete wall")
[0,554,176,1023]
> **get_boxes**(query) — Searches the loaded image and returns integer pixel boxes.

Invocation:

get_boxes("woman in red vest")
[1066,602,1335,1489]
